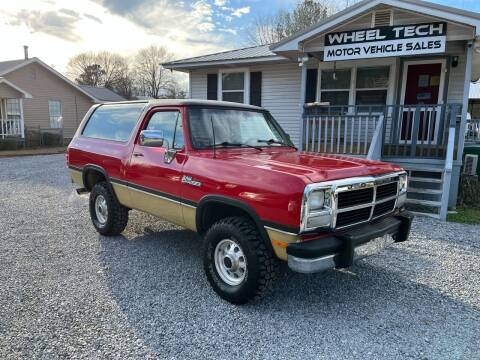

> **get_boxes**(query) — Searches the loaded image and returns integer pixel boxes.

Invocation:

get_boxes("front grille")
[336,207,372,228]
[332,176,400,229]
[373,199,396,218]
[376,182,398,200]
[337,188,374,209]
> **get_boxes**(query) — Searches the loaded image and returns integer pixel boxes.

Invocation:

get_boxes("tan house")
[0,55,100,143]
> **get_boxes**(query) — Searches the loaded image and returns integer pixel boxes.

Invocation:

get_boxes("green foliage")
[447,207,480,225]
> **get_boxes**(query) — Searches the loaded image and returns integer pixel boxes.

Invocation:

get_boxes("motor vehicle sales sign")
[323,22,447,61]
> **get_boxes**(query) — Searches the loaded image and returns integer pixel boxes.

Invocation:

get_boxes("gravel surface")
[0,154,479,359]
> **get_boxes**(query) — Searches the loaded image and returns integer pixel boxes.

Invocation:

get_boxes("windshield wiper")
[257,139,298,150]
[209,141,263,151]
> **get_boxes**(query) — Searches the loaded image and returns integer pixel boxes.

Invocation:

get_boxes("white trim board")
[0,77,32,98]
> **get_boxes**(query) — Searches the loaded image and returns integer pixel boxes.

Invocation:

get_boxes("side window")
[82,103,145,142]
[145,111,184,149]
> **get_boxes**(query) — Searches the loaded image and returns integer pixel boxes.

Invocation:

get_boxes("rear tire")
[89,182,128,236]
[203,216,278,304]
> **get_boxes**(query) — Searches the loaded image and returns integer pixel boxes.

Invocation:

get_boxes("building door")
[400,60,445,143]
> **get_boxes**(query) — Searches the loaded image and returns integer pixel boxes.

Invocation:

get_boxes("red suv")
[67,100,412,304]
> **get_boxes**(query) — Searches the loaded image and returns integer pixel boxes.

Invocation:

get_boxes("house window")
[319,69,351,106]
[49,100,62,128]
[355,67,389,107]
[6,99,21,121]
[221,72,245,103]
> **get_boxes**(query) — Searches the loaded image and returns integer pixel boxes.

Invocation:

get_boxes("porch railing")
[302,105,381,155]
[382,104,462,160]
[302,104,462,160]
[0,118,23,138]
[465,118,480,144]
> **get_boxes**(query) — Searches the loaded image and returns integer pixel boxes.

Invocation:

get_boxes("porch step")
[400,165,447,218]
[407,188,443,195]
[408,211,441,219]
[409,177,443,184]
[405,198,442,207]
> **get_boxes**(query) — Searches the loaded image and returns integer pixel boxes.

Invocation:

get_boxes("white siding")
[250,63,302,145]
[189,63,303,146]
[190,70,208,99]
[447,49,467,104]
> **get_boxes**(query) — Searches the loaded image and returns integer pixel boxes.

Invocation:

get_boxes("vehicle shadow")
[98,227,480,359]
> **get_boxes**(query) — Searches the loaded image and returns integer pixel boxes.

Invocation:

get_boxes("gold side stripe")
[112,181,197,209]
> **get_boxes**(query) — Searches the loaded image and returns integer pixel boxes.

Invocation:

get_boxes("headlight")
[308,190,325,211]
[301,187,332,231]
[399,173,408,193]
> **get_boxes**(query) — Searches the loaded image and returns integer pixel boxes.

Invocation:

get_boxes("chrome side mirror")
[139,130,165,147]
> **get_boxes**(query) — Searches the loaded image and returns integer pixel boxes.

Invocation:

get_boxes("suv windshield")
[188,107,293,150]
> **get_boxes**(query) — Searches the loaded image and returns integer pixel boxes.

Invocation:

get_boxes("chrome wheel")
[95,195,108,225]
[214,239,247,286]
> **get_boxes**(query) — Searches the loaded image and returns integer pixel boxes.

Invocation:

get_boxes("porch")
[0,98,24,139]
[0,78,31,140]
[302,103,464,220]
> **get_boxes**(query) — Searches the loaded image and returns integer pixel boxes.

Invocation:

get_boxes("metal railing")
[0,117,23,138]
[302,104,462,160]
[302,105,381,155]
[465,119,480,144]
[382,104,462,160]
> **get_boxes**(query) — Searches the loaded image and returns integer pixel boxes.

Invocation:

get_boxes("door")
[126,108,187,226]
[400,61,445,143]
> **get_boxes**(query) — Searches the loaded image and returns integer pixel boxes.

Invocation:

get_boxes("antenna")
[210,116,216,159]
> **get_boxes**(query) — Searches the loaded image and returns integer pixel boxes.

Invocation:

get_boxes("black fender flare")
[81,164,121,204]
[196,195,275,254]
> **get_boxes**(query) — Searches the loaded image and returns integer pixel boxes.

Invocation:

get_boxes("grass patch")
[448,207,480,225]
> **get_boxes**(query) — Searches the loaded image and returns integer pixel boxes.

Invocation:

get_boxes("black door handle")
[133,153,144,157]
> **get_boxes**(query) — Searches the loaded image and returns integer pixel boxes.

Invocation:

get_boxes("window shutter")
[207,74,218,100]
[305,69,318,104]
[250,72,262,106]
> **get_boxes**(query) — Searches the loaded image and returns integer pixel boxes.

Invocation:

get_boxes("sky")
[0,0,479,74]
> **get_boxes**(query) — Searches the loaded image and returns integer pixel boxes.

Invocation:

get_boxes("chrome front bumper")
[288,235,394,274]
[287,213,412,274]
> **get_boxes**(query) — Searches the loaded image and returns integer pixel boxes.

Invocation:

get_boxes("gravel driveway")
[0,154,479,359]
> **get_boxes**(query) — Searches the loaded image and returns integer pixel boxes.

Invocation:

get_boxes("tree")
[248,0,347,45]
[75,64,105,86]
[133,45,174,99]
[67,51,129,89]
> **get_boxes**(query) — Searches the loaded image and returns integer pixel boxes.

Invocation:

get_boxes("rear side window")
[82,103,146,142]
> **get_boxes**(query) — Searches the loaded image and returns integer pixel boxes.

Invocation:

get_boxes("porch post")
[457,42,473,162]
[19,98,25,139]
[1,99,5,139]
[298,64,307,150]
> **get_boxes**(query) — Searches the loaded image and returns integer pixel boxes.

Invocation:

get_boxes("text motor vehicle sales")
[324,22,447,61]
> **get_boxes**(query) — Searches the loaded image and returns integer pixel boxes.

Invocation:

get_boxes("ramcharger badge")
[182,175,202,187]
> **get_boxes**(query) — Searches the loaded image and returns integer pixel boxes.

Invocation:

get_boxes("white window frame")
[48,100,63,129]
[355,66,391,107]
[316,58,396,111]
[218,67,250,104]
[6,99,21,120]
[317,68,352,106]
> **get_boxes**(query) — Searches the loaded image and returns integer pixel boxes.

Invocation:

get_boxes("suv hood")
[226,150,402,183]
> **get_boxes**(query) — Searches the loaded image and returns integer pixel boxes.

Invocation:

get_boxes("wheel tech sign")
[323,22,447,61]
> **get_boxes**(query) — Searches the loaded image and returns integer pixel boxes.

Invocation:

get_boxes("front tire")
[203,216,278,304]
[89,182,128,236]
